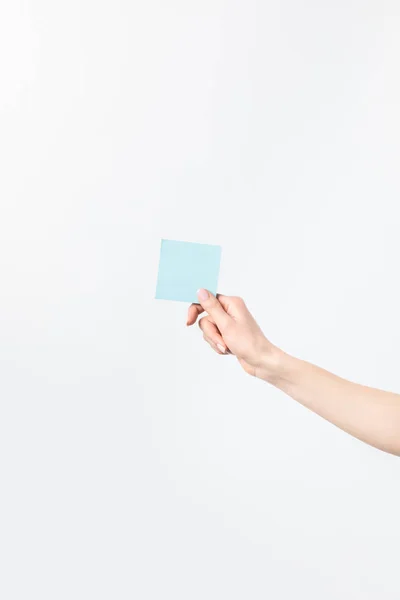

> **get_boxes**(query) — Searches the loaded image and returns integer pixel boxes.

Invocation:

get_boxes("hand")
[186,291,400,456]
[187,289,280,379]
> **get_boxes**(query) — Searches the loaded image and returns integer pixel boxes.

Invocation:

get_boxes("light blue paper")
[155,239,222,303]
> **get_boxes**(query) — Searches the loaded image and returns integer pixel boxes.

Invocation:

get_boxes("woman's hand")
[187,289,281,379]
[187,289,400,456]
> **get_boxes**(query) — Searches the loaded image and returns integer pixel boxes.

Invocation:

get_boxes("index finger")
[186,303,204,326]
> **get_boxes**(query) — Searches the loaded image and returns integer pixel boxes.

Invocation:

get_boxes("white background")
[1,1,399,598]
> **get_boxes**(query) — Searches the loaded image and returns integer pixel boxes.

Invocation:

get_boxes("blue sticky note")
[155,239,222,303]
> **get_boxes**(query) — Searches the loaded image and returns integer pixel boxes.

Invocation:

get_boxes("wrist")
[256,344,293,385]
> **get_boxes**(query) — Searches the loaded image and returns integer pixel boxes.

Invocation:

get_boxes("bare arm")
[187,289,400,456]
[263,352,400,455]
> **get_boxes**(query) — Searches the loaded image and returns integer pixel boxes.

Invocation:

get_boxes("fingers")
[205,336,227,355]
[187,303,204,326]
[216,294,247,320]
[196,289,231,331]
[187,293,248,328]
[198,316,228,354]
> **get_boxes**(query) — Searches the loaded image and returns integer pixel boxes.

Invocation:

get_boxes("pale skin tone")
[187,289,400,457]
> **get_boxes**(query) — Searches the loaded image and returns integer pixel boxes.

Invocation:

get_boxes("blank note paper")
[155,239,222,303]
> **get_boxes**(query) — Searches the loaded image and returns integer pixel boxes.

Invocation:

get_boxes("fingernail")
[217,344,226,354]
[197,288,209,301]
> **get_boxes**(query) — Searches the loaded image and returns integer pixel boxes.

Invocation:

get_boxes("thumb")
[197,289,231,331]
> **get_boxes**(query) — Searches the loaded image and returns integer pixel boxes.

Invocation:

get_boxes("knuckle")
[232,296,245,307]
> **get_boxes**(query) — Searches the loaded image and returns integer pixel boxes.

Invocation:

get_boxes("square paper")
[155,239,222,303]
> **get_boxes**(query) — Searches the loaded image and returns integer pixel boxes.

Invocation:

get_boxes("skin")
[187,289,400,456]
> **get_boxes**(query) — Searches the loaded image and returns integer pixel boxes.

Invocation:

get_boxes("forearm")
[260,349,400,456]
